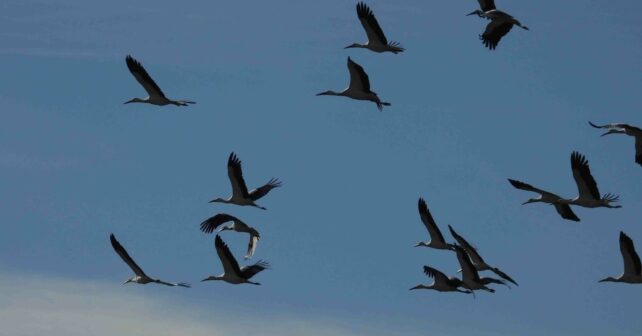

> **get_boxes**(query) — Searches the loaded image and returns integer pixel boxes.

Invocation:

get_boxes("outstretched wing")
[214,235,242,276]
[478,0,496,12]
[490,267,518,286]
[553,204,581,222]
[635,136,642,166]
[480,20,513,50]
[448,225,485,265]
[249,178,282,201]
[240,260,270,279]
[417,198,447,245]
[356,2,388,45]
[227,152,250,198]
[570,151,601,201]
[347,57,371,92]
[245,234,260,260]
[200,213,238,234]
[454,246,481,283]
[620,231,642,277]
[125,55,166,98]
[423,265,449,285]
[155,280,191,288]
[110,234,148,277]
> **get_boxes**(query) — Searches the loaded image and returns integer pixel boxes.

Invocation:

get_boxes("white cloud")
[0,272,364,336]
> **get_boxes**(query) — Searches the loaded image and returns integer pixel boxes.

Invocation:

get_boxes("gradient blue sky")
[1,0,642,335]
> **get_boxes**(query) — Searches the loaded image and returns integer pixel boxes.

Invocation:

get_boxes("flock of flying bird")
[109,1,642,292]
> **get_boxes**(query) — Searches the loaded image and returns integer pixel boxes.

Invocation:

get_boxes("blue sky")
[1,0,642,334]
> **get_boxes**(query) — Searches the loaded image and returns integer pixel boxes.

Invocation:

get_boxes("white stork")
[200,213,260,260]
[448,225,517,287]
[345,2,404,54]
[508,178,581,222]
[453,245,505,293]
[124,55,195,106]
[599,232,642,284]
[467,0,529,50]
[557,152,622,209]
[209,152,282,210]
[414,198,456,250]
[109,234,190,287]
[410,266,472,294]
[201,235,270,285]
[589,121,642,166]
[316,57,391,111]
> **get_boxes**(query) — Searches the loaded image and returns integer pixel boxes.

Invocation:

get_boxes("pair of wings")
[201,213,260,259]
[227,152,282,201]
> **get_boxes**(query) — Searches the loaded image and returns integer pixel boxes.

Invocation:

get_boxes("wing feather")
[570,151,601,200]
[356,2,388,45]
[214,235,242,276]
[227,152,250,198]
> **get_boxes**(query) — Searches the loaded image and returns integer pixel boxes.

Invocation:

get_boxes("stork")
[316,57,391,111]
[201,235,270,285]
[200,213,260,260]
[345,2,404,54]
[414,198,456,250]
[600,232,642,284]
[124,55,195,106]
[507,178,580,222]
[410,266,472,294]
[453,245,505,293]
[467,0,529,50]
[449,225,517,287]
[209,152,282,210]
[557,152,622,209]
[109,234,190,287]
[589,121,642,166]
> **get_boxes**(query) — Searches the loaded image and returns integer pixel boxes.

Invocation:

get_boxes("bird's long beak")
[123,99,134,104]
[200,278,209,282]
[466,11,478,16]
[521,201,530,205]
[122,280,130,285]
[409,285,421,290]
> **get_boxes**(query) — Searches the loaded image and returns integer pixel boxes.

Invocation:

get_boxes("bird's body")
[410,266,471,294]
[124,55,195,107]
[600,232,642,284]
[557,152,621,209]
[345,2,404,54]
[200,213,261,259]
[202,235,269,285]
[317,57,390,111]
[508,178,580,222]
[467,0,528,50]
[414,198,456,250]
[210,152,282,210]
[589,121,642,166]
[109,234,190,288]
[448,225,517,287]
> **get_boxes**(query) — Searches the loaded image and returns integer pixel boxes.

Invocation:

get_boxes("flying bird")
[467,0,529,50]
[599,232,642,284]
[557,152,622,209]
[200,213,261,260]
[109,234,190,287]
[317,57,391,111]
[345,2,404,54]
[414,198,456,250]
[124,55,195,106]
[448,225,517,287]
[453,245,505,293]
[589,121,642,166]
[202,235,270,285]
[410,266,472,294]
[507,178,580,222]
[209,152,282,210]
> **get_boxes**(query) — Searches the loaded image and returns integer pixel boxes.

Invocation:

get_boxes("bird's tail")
[388,41,405,53]
[376,101,391,111]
